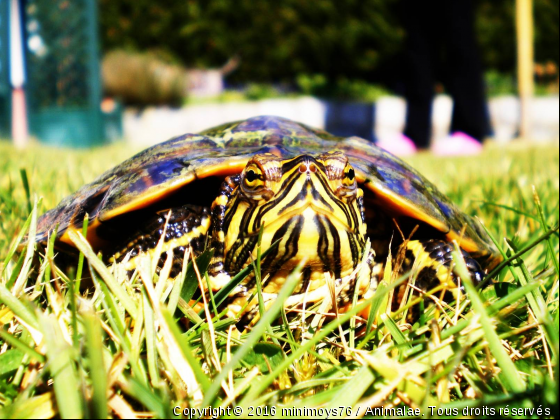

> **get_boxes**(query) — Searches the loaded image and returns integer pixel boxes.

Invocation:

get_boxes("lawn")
[0,139,558,418]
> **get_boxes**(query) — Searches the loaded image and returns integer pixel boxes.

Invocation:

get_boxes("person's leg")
[402,0,436,150]
[443,0,491,142]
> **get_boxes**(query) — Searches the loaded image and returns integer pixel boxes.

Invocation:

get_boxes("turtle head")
[210,151,368,287]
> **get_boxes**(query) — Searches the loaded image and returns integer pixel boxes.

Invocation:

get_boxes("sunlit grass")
[0,139,558,418]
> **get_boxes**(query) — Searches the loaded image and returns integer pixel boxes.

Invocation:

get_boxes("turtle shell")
[35,116,500,268]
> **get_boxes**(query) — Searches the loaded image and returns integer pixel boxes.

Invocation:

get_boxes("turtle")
[34,115,501,323]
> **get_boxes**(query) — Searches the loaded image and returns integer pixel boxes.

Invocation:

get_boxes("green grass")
[0,139,558,419]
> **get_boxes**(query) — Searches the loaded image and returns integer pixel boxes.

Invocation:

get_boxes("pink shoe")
[432,132,483,156]
[376,133,417,157]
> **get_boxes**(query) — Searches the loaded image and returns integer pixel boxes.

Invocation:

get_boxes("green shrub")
[100,1,558,84]
[485,71,517,97]
[102,50,188,106]
[244,83,282,101]
[485,69,560,97]
[297,74,389,102]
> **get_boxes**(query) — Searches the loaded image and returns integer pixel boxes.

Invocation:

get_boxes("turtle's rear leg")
[393,239,484,312]
[108,205,211,277]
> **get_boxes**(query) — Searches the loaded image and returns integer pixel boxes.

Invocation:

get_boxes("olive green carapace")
[36,116,500,269]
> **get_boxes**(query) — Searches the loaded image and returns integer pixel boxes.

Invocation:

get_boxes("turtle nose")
[298,160,317,173]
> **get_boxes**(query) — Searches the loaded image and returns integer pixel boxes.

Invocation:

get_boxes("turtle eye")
[243,165,264,189]
[335,164,358,199]
[246,170,257,182]
[240,156,279,201]
[343,165,357,186]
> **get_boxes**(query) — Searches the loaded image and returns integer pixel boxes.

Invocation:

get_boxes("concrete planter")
[123,95,559,146]
[324,101,375,142]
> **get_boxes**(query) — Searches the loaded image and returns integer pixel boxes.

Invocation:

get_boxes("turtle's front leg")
[208,174,242,288]
[108,205,211,276]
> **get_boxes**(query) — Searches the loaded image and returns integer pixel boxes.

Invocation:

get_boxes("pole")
[9,0,28,148]
[516,0,534,140]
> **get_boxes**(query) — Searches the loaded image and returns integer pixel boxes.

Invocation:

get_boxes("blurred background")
[0,0,558,149]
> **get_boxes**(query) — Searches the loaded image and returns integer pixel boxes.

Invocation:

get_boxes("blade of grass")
[19,168,31,214]
[39,314,84,419]
[180,248,213,304]
[280,306,297,354]
[90,264,128,342]
[0,328,45,363]
[278,384,346,409]
[6,251,25,289]
[66,268,79,350]
[380,312,412,360]
[505,239,547,306]
[325,365,375,414]
[251,225,279,344]
[83,313,108,419]
[89,264,147,385]
[533,187,559,278]
[441,280,542,340]
[130,293,145,372]
[75,214,89,291]
[358,271,410,350]
[452,247,526,394]
[202,261,304,407]
[210,239,280,310]
[69,230,137,319]
[360,349,439,407]
[204,272,219,317]
[187,251,221,376]
[13,199,38,296]
[507,239,558,360]
[2,393,56,419]
[240,286,390,405]
[140,260,209,399]
[142,289,159,388]
[476,200,538,221]
[350,241,371,349]
[0,349,25,376]
[168,247,189,313]
[44,222,58,285]
[1,209,33,277]
[484,225,559,282]
[0,283,39,330]
[253,225,265,320]
[160,309,211,394]
[118,376,168,418]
